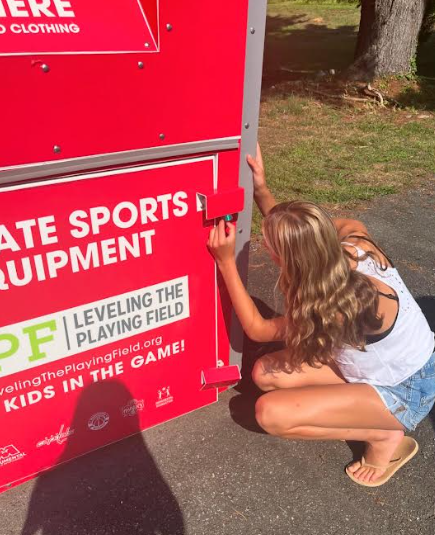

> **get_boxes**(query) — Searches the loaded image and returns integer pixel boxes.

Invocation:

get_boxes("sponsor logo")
[156,386,173,408]
[36,425,75,448]
[0,445,26,467]
[121,399,144,418]
[88,412,110,431]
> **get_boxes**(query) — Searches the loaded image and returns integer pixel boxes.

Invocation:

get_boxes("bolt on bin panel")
[0,157,219,492]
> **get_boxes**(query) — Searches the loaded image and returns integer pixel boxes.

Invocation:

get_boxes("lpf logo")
[156,386,173,408]
[121,399,144,418]
[88,412,110,431]
[0,445,26,467]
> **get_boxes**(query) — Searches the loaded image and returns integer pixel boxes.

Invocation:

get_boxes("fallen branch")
[307,88,374,104]
[343,95,376,103]
[364,83,385,107]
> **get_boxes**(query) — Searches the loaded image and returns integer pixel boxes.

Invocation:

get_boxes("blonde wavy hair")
[263,201,383,372]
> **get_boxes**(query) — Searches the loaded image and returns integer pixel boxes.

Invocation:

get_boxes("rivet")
[166,23,173,31]
[244,122,250,129]
[159,133,166,140]
[41,63,50,73]
[238,228,243,234]
[138,61,144,69]
[144,42,150,48]
[250,27,256,34]
[53,145,61,154]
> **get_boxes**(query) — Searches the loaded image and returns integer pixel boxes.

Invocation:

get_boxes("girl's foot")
[347,429,405,484]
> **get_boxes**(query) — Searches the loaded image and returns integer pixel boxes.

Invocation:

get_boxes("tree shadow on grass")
[417,34,435,78]
[262,13,358,96]
[393,15,435,110]
[395,77,435,112]
[262,12,435,111]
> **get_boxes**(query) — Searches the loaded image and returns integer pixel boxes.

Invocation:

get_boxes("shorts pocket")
[388,395,408,415]
[375,387,406,415]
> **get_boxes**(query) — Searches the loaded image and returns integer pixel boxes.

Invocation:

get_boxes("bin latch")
[196,187,244,220]
[201,364,241,390]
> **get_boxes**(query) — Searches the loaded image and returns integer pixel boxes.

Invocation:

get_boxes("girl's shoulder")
[334,218,393,271]
[333,218,369,242]
[342,235,393,272]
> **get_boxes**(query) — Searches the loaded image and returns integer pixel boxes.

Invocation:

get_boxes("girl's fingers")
[218,219,227,244]
[246,154,259,172]
[207,227,215,248]
[208,220,235,252]
[226,221,236,241]
[256,142,263,165]
[213,223,220,248]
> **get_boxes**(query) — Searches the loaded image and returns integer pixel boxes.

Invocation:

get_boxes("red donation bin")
[0,0,267,492]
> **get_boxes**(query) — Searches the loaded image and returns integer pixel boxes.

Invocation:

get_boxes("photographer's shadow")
[229,296,284,434]
[21,380,185,535]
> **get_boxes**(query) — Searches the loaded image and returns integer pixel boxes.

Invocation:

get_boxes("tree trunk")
[348,0,428,81]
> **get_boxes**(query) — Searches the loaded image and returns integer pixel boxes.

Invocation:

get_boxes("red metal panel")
[0,0,253,493]
[0,0,157,55]
[0,1,248,168]
[0,158,219,491]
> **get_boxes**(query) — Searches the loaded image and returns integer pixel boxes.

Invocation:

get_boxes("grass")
[254,2,435,233]
[264,2,359,80]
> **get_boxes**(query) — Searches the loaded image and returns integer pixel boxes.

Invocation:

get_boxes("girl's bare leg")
[252,350,346,391]
[252,360,405,483]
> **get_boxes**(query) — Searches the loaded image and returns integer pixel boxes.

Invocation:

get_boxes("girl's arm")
[208,220,286,343]
[333,218,370,240]
[247,144,277,217]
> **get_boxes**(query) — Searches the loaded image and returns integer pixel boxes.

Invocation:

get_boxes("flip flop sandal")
[345,436,419,487]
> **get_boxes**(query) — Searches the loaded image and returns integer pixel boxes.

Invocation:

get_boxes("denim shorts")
[371,352,435,431]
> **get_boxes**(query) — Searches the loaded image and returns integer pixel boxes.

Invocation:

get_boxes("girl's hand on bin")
[208,220,236,268]
[247,143,267,193]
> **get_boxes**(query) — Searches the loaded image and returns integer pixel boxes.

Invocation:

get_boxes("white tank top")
[335,246,434,386]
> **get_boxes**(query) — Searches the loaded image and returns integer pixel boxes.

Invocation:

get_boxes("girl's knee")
[252,357,275,391]
[255,393,286,435]
[255,394,273,432]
